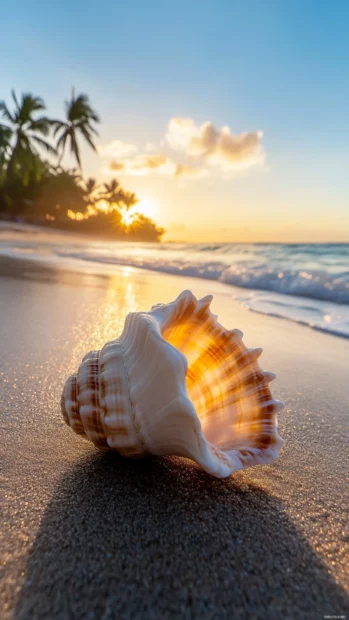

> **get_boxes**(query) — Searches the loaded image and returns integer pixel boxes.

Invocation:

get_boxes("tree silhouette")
[0,91,56,180]
[53,89,100,168]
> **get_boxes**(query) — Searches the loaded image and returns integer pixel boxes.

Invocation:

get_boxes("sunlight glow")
[119,199,154,227]
[66,198,156,229]
[120,207,137,227]
[87,205,97,217]
[67,210,85,221]
[136,199,153,218]
[96,200,110,214]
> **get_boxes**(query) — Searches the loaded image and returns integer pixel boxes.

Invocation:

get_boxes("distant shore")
[0,218,163,243]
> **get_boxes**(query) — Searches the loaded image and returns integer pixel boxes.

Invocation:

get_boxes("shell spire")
[61,290,284,478]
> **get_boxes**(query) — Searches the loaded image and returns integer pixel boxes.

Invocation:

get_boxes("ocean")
[1,232,348,338]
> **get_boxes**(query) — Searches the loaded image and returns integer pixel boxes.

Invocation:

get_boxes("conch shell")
[61,290,284,478]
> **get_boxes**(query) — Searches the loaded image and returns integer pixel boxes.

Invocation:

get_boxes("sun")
[135,199,153,218]
[120,199,155,228]
[120,208,136,227]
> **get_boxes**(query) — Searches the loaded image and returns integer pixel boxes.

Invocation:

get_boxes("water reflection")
[68,274,140,369]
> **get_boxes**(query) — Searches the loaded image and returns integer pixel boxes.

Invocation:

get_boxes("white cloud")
[165,118,198,151]
[97,140,138,159]
[100,117,264,180]
[165,117,264,171]
[129,153,169,171]
[174,163,208,178]
[108,152,173,176]
[109,160,126,172]
[108,153,205,178]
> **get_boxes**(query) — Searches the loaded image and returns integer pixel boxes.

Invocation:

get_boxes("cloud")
[108,152,174,176]
[165,118,264,170]
[100,116,263,179]
[165,118,198,150]
[174,163,207,178]
[107,152,205,178]
[97,140,138,159]
[130,153,168,170]
[101,142,180,177]
[109,160,126,171]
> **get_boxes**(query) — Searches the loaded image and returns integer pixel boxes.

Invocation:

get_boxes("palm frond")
[76,119,99,138]
[30,135,57,156]
[56,129,69,150]
[70,131,81,168]
[29,116,53,136]
[52,120,67,137]
[18,94,47,126]
[0,101,15,124]
[78,124,97,152]
[65,90,100,125]
[85,177,98,193]
[0,123,12,137]
[11,90,20,115]
[0,124,12,160]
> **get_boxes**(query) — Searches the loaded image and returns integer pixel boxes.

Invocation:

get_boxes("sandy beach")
[1,256,348,619]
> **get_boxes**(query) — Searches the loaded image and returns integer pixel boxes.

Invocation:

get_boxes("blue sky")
[1,0,349,241]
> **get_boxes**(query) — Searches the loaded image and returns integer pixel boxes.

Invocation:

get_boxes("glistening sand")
[1,257,348,619]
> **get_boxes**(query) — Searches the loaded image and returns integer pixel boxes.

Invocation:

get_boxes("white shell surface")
[61,290,284,477]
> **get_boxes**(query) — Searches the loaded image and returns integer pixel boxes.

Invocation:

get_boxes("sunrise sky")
[1,0,349,242]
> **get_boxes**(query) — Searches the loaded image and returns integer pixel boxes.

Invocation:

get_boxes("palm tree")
[100,179,137,208]
[0,91,56,177]
[120,191,138,210]
[53,89,100,168]
[82,177,99,205]
[100,178,140,228]
[0,125,12,168]
[100,179,122,206]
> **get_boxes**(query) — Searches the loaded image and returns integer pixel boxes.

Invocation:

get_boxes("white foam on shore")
[0,234,348,338]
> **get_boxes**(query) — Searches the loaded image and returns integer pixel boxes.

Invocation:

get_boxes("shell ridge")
[118,338,149,455]
[75,351,107,448]
[100,339,145,456]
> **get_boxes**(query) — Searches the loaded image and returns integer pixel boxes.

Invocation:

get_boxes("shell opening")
[157,291,284,475]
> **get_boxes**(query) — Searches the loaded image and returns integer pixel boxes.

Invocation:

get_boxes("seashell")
[61,290,284,478]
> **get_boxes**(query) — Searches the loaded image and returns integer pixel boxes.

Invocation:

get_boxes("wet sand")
[1,257,348,619]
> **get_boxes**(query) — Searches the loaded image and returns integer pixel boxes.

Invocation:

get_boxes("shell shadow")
[16,453,348,620]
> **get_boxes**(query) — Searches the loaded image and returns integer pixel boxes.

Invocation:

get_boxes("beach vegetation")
[0,90,165,241]
[52,89,99,169]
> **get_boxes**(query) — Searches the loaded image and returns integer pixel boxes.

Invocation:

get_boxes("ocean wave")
[235,292,349,339]
[55,249,349,305]
[219,264,349,304]
[1,237,349,339]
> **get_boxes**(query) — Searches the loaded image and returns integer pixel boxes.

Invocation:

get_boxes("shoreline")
[2,219,349,245]
[0,247,348,340]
